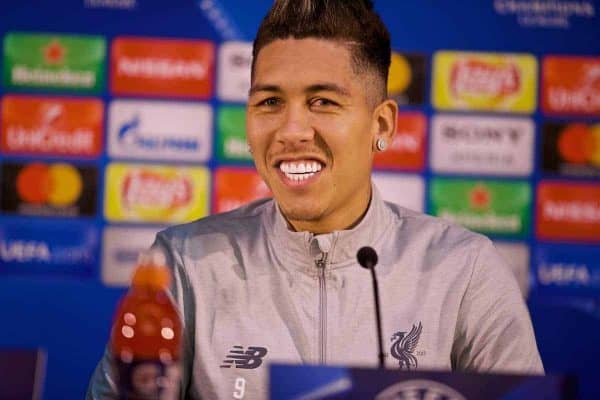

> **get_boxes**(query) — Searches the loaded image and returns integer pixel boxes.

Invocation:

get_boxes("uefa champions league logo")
[375,379,466,400]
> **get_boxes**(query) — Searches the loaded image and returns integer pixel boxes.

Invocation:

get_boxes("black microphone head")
[357,246,378,269]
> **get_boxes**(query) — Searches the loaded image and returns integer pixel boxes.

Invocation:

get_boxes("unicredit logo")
[6,103,95,154]
[451,60,520,97]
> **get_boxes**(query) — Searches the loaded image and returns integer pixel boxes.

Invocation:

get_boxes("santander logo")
[122,171,192,209]
[450,60,520,98]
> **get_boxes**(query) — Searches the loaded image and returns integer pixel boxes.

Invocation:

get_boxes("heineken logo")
[431,178,531,237]
[3,32,105,92]
[469,185,491,210]
[44,40,66,65]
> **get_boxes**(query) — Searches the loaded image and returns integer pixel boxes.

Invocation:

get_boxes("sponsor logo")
[494,242,530,297]
[213,168,271,214]
[1,95,103,157]
[220,346,268,369]
[390,322,423,370]
[0,221,98,276]
[494,0,595,29]
[536,182,600,241]
[541,122,600,177]
[84,0,137,10]
[102,227,161,286]
[216,106,251,162]
[542,56,600,116]
[376,380,465,400]
[104,163,209,223]
[217,42,252,102]
[373,112,426,171]
[0,162,97,217]
[388,52,427,106]
[534,244,600,294]
[432,51,537,113]
[372,173,424,212]
[108,100,212,162]
[111,37,214,98]
[430,178,531,236]
[3,32,105,92]
[431,114,534,176]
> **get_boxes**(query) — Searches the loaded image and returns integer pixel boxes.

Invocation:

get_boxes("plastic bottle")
[110,249,183,400]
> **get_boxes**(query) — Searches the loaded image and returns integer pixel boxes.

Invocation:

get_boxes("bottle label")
[116,359,181,400]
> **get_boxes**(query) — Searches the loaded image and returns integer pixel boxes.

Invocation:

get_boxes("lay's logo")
[104,163,209,223]
[433,51,537,113]
[450,60,520,98]
[122,170,192,209]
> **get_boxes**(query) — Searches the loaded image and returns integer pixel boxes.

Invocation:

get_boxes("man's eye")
[311,98,337,107]
[258,97,281,107]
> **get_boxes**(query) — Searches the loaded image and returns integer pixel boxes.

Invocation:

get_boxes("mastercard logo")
[557,123,600,166]
[388,52,412,95]
[16,162,83,206]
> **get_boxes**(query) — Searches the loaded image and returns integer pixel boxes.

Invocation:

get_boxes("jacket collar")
[267,185,396,270]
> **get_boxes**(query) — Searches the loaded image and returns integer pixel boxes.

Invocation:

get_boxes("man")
[88,1,543,398]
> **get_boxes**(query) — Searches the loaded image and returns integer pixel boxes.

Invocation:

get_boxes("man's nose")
[275,104,314,145]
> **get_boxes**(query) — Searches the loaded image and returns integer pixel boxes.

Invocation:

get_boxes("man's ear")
[371,99,398,152]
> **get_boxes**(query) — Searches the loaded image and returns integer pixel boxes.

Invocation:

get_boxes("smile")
[278,160,324,182]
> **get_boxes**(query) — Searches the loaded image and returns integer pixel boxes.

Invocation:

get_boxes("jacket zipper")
[316,252,328,364]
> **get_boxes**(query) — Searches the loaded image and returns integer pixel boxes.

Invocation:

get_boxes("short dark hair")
[252,0,391,100]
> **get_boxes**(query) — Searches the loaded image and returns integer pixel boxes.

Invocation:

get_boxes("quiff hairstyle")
[252,0,391,101]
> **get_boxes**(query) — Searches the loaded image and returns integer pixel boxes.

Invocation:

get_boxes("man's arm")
[451,237,544,374]
[86,232,197,399]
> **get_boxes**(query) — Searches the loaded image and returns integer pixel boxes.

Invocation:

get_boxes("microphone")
[357,246,385,369]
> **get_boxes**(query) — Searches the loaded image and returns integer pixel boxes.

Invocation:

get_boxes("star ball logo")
[0,162,98,217]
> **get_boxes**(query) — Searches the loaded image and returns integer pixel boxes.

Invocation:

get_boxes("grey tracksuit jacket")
[87,188,544,399]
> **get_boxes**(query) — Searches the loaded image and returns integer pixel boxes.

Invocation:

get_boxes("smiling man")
[88,1,543,399]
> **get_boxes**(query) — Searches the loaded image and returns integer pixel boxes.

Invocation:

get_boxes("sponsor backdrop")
[0,0,598,398]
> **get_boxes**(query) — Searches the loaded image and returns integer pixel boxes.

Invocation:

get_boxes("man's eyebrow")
[248,83,351,97]
[248,84,281,96]
[306,83,351,97]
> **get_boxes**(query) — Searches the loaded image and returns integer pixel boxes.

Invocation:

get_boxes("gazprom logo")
[108,100,212,162]
[376,379,466,400]
[117,114,200,152]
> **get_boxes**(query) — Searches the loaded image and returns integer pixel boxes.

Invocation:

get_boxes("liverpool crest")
[390,322,422,370]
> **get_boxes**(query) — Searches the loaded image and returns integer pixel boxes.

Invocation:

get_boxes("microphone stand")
[357,246,385,369]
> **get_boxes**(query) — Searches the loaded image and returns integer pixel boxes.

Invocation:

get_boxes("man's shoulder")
[383,201,489,252]
[157,198,273,246]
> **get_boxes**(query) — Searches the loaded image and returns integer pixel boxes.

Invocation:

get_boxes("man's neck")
[285,187,373,234]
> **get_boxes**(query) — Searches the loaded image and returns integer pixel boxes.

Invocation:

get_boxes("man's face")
[247,38,395,233]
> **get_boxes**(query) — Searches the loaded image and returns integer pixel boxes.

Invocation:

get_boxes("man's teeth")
[279,161,323,181]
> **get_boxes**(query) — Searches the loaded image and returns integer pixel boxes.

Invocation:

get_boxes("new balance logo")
[220,346,268,369]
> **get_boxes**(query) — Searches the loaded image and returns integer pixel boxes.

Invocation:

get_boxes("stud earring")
[247,144,253,154]
[376,138,387,151]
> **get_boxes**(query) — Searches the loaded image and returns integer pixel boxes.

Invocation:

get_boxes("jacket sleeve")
[451,237,544,375]
[86,231,199,399]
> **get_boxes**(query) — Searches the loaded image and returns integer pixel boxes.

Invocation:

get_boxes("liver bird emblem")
[390,322,423,370]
